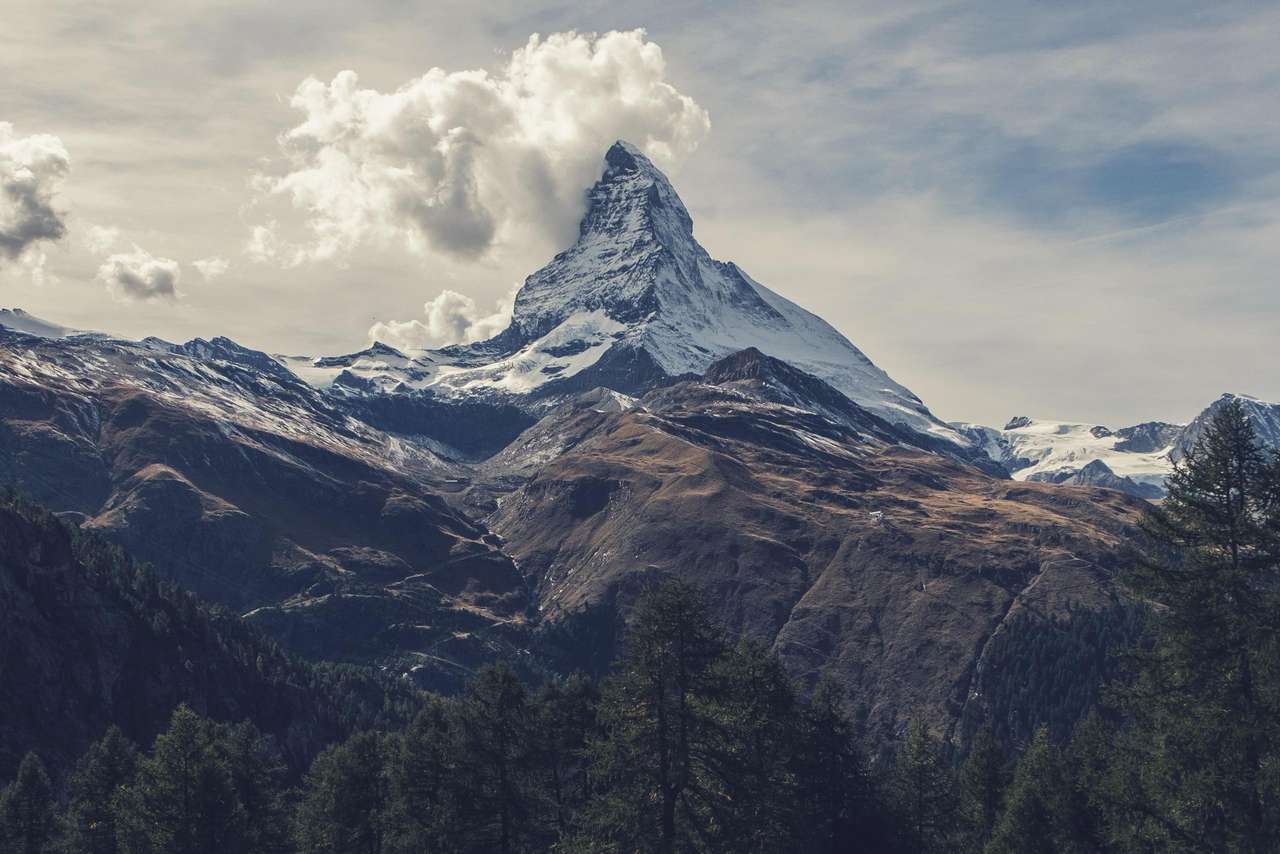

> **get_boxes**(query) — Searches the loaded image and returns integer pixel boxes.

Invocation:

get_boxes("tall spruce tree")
[113,706,244,854]
[533,674,597,840]
[575,580,725,853]
[1122,398,1280,852]
[452,663,539,854]
[385,698,462,854]
[292,731,389,854]
[985,726,1063,854]
[0,753,56,854]
[699,638,804,852]
[1057,712,1116,852]
[891,720,956,853]
[796,678,887,854]
[216,722,291,854]
[62,727,139,854]
[958,724,1007,852]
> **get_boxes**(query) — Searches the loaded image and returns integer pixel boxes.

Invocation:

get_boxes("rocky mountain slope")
[0,496,413,780]
[1172,393,1280,462]
[487,349,1146,742]
[5,139,1252,748]
[0,323,527,689]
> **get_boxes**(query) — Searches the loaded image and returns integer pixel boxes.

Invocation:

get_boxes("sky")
[2,0,1278,428]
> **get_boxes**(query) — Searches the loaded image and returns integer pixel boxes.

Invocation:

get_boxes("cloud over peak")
[369,285,518,351]
[254,29,710,266]
[97,247,181,301]
[0,122,70,264]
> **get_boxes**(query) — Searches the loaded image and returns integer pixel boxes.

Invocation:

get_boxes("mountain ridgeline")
[2,140,1278,777]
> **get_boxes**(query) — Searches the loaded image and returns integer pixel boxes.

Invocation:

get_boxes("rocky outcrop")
[1025,459,1164,499]
[1172,393,1280,462]
[306,142,966,446]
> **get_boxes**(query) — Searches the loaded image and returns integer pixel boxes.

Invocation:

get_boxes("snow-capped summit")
[957,392,1280,498]
[1172,393,1280,461]
[503,139,709,341]
[319,141,964,445]
[0,308,79,339]
[952,417,1180,497]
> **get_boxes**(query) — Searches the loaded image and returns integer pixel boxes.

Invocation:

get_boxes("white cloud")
[368,284,518,350]
[255,29,710,266]
[97,246,181,301]
[193,255,229,281]
[0,122,70,266]
[83,224,121,254]
[245,221,282,263]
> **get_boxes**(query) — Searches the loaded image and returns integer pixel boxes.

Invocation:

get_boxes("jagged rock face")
[0,327,527,687]
[1025,458,1164,499]
[1172,393,1280,462]
[308,141,965,448]
[1113,420,1182,454]
[700,347,913,445]
[488,360,1144,744]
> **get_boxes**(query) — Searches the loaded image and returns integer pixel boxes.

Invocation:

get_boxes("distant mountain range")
[953,392,1280,499]
[3,142,1277,744]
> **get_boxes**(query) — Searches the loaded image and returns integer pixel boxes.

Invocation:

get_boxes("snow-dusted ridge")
[953,417,1178,492]
[0,308,86,339]
[955,394,1280,497]
[306,141,966,446]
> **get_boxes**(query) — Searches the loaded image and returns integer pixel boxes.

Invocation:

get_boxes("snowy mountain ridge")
[301,141,964,446]
[951,417,1180,493]
[955,393,1280,497]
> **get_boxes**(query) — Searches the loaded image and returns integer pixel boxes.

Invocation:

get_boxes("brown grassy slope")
[0,336,527,686]
[490,386,1143,743]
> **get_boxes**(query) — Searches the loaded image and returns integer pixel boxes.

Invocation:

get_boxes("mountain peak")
[316,141,965,447]
[603,140,651,174]
[578,140,693,246]
[0,307,77,339]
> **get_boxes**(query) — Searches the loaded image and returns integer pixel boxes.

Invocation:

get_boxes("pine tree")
[114,706,245,854]
[62,727,139,854]
[958,724,1007,852]
[1121,398,1280,851]
[215,722,291,854]
[891,720,956,853]
[292,731,389,854]
[533,674,597,840]
[0,752,56,854]
[575,580,725,854]
[452,663,538,854]
[701,638,804,852]
[385,698,461,854]
[985,726,1062,854]
[796,678,887,854]
[1058,712,1117,852]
